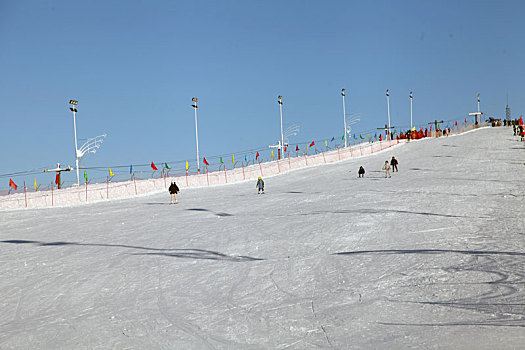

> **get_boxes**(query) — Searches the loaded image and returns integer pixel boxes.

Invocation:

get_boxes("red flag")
[255,152,259,160]
[9,178,17,190]
[55,173,60,185]
[151,161,158,170]
[309,141,315,148]
[284,146,287,152]
[455,121,458,126]
[295,145,299,151]
[464,118,467,123]
[203,157,210,166]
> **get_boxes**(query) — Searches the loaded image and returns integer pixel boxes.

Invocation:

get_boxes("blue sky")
[1,0,524,186]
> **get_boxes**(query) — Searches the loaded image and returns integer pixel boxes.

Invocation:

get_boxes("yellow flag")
[109,168,114,176]
[271,150,274,159]
[324,140,327,147]
[232,154,235,164]
[185,161,189,171]
[411,126,416,131]
[34,178,38,191]
[367,134,369,138]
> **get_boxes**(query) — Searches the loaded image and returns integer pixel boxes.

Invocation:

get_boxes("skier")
[382,161,391,178]
[390,156,398,172]
[256,177,264,194]
[168,181,180,204]
[358,166,365,178]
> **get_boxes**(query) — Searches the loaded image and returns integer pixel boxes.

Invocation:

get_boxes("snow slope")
[0,127,523,349]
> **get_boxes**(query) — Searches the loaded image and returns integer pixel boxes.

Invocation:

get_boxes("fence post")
[133,173,137,195]
[337,148,341,160]
[277,159,281,173]
[163,169,167,188]
[106,176,109,199]
[85,179,88,202]
[51,182,54,206]
[224,167,228,183]
[24,181,27,208]
[185,170,188,186]
[242,162,245,180]
[305,154,308,166]
[288,153,291,168]
[322,150,326,163]
[206,168,209,186]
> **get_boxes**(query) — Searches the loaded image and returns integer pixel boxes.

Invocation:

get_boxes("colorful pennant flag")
[55,173,59,185]
[9,178,17,190]
[331,137,335,142]
[309,141,315,148]
[203,157,210,166]
[130,165,133,174]
[284,146,287,152]
[244,155,247,162]
[341,135,344,140]
[165,163,171,169]
[109,168,114,176]
[324,140,327,147]
[185,161,189,171]
[34,178,38,190]
[220,157,224,164]
[296,145,299,151]
[256,152,260,160]
[232,155,235,164]
[151,161,158,170]
[271,150,274,159]
[84,170,88,182]
[360,134,364,139]
[367,134,369,139]
[411,126,416,131]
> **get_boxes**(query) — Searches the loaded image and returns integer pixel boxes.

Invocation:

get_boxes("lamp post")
[192,97,200,173]
[278,95,284,159]
[410,91,413,130]
[69,99,80,186]
[342,89,347,148]
[476,93,480,125]
[386,89,391,140]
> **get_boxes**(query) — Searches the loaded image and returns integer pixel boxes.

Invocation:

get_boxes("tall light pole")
[410,91,413,130]
[192,97,200,173]
[69,99,80,186]
[386,89,391,140]
[477,93,480,125]
[278,95,284,158]
[342,89,347,148]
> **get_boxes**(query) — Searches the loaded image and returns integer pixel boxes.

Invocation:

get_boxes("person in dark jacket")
[390,156,398,172]
[358,166,365,178]
[256,177,264,194]
[168,182,180,204]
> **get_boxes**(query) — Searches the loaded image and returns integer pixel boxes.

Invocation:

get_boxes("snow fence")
[1,139,405,210]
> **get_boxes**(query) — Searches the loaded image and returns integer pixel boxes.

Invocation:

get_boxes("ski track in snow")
[0,127,524,349]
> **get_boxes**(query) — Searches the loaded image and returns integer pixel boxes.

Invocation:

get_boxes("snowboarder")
[358,166,365,178]
[256,177,264,194]
[382,161,391,178]
[390,156,398,172]
[168,181,180,204]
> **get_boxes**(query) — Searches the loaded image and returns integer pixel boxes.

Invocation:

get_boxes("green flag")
[220,157,224,164]
[83,170,88,181]
[165,162,170,169]
[360,134,364,139]
[341,134,345,140]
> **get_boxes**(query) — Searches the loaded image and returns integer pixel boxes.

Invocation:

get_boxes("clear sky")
[1,0,524,187]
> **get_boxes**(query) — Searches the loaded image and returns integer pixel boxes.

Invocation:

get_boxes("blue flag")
[245,155,247,162]
[331,137,335,142]
[130,165,133,174]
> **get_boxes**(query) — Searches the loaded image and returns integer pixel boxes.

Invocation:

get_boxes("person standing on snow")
[390,156,398,172]
[382,161,391,178]
[358,166,365,178]
[256,177,264,194]
[168,181,180,204]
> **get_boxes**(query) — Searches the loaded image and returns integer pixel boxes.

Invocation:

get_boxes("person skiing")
[390,156,398,172]
[358,166,365,178]
[256,177,264,194]
[168,181,180,204]
[382,161,391,178]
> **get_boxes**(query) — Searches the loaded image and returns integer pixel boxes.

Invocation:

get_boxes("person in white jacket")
[382,161,391,178]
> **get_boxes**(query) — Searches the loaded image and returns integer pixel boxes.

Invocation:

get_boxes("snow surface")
[0,127,524,349]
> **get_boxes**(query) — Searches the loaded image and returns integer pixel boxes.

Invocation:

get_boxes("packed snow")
[0,127,523,349]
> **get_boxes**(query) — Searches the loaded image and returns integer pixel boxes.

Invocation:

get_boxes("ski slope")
[0,127,524,349]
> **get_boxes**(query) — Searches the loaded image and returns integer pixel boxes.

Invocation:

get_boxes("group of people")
[358,156,398,179]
